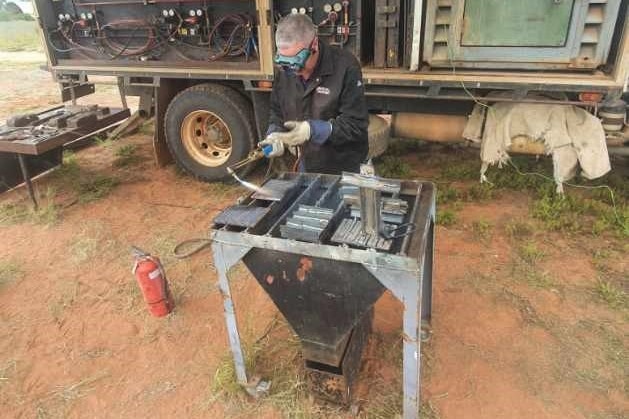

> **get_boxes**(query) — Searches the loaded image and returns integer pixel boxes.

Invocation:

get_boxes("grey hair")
[275,13,317,49]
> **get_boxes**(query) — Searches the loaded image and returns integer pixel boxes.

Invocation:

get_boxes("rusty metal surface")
[305,309,373,405]
[244,249,384,366]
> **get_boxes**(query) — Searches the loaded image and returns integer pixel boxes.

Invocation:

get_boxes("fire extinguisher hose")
[173,238,214,260]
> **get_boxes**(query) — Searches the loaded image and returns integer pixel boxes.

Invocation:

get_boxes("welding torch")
[226,141,303,193]
[226,145,271,174]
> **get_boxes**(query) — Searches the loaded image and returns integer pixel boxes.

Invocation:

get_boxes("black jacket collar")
[314,39,334,77]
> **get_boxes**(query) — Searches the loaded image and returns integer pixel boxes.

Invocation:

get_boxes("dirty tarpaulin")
[463,97,611,193]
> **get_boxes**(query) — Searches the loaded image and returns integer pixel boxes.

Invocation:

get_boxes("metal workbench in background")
[0,105,130,208]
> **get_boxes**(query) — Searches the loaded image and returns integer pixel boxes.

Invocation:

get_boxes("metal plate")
[461,0,574,47]
[252,179,298,201]
[213,205,270,228]
[331,218,393,251]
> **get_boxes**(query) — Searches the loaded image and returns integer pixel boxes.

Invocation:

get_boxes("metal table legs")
[17,153,38,210]
[212,231,435,418]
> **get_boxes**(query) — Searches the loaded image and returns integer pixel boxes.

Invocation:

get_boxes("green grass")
[532,193,629,237]
[517,241,545,265]
[482,157,553,192]
[376,155,412,179]
[0,20,41,52]
[0,260,23,287]
[113,144,140,167]
[0,151,120,227]
[77,175,119,203]
[209,321,322,418]
[0,11,35,22]
[208,320,425,418]
[513,265,556,290]
[139,121,155,136]
[437,186,460,205]
[436,210,457,226]
[511,240,556,289]
[471,220,492,241]
[468,156,629,238]
[94,135,115,149]
[504,221,534,239]
[531,194,583,233]
[466,183,496,201]
[0,201,29,225]
[594,281,627,310]
[0,188,59,226]
[439,159,479,181]
[54,151,119,203]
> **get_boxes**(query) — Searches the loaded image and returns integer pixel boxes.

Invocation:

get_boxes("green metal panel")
[461,0,575,47]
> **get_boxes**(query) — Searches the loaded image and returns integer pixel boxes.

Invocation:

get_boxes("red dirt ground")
[0,54,627,419]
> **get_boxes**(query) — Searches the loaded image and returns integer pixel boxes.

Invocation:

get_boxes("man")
[260,13,369,174]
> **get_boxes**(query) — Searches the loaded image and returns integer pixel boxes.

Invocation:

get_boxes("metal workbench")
[210,172,435,418]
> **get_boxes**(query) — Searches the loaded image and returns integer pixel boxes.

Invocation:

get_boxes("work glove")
[272,120,312,146]
[258,133,285,158]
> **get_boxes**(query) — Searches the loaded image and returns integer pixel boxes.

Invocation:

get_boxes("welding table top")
[0,107,130,155]
[210,172,436,267]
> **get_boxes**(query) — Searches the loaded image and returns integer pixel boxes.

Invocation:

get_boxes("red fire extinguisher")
[131,246,174,317]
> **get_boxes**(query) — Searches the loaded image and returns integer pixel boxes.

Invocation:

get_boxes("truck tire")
[367,114,390,158]
[164,83,255,182]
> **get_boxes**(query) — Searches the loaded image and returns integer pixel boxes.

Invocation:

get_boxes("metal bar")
[69,80,76,106]
[400,184,422,256]
[359,187,381,235]
[402,292,421,419]
[211,230,420,273]
[17,154,38,210]
[365,91,599,107]
[314,177,341,208]
[409,0,424,71]
[213,243,248,385]
[117,77,128,110]
[265,176,323,235]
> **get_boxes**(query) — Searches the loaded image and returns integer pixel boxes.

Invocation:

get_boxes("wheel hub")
[181,110,232,167]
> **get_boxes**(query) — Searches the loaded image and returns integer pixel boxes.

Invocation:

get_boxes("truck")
[27,0,629,181]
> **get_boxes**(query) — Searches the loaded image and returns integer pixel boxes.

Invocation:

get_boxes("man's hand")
[272,121,311,146]
[258,133,285,158]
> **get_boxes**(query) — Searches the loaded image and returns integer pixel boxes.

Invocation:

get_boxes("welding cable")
[172,238,214,260]
[97,19,158,57]
[170,44,197,61]
[207,14,253,61]
[105,25,145,59]
[57,22,101,55]
[47,30,79,53]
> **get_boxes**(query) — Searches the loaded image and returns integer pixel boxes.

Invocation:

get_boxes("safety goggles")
[274,47,311,72]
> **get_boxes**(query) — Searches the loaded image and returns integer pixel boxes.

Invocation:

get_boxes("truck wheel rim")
[180,110,232,167]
